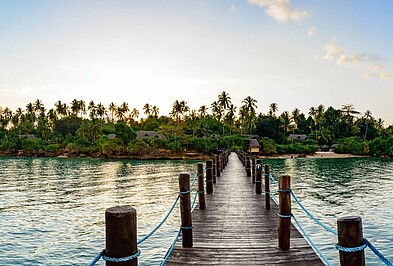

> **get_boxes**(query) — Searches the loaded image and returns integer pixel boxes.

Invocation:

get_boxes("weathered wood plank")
[165,153,324,265]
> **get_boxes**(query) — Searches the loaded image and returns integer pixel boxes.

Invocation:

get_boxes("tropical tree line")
[0,92,392,157]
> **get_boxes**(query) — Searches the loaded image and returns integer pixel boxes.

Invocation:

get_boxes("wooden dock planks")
[165,153,324,265]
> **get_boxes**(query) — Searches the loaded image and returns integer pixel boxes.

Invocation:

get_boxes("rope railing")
[88,172,200,266]
[268,169,393,266]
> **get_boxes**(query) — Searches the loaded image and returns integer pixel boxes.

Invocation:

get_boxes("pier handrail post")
[264,165,270,210]
[217,153,221,177]
[105,206,138,266]
[206,160,213,194]
[197,162,206,209]
[251,157,256,183]
[337,216,365,266]
[179,172,193,248]
[278,175,291,250]
[255,159,262,194]
[245,156,251,177]
[212,155,217,183]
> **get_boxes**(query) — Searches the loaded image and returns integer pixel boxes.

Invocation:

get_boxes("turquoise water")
[265,157,393,266]
[0,155,392,265]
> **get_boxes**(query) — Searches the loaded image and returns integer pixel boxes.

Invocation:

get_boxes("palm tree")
[211,101,222,121]
[34,99,44,115]
[187,109,198,137]
[179,101,189,117]
[198,105,208,118]
[218,91,232,135]
[96,103,107,120]
[70,99,80,116]
[143,103,151,117]
[280,111,292,141]
[269,103,278,117]
[152,105,159,118]
[225,104,237,135]
[130,108,139,121]
[241,96,258,134]
[315,104,325,130]
[120,102,129,117]
[108,102,117,122]
[79,100,86,118]
[55,100,68,118]
[363,110,373,140]
[88,100,96,119]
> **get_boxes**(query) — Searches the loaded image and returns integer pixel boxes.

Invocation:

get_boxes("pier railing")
[88,150,230,266]
[236,150,393,266]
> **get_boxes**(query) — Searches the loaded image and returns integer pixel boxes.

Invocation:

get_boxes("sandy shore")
[259,152,368,159]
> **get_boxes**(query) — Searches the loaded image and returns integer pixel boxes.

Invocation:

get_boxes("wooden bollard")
[197,163,206,209]
[337,216,365,266]
[251,157,256,183]
[179,172,193,248]
[245,156,251,177]
[255,159,262,194]
[278,175,291,250]
[217,154,221,177]
[106,206,138,266]
[264,165,270,210]
[206,160,213,194]
[212,155,217,183]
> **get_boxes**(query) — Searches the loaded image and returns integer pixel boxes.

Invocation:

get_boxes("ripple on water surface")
[1,156,392,265]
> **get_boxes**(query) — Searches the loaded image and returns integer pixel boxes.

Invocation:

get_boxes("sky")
[0,0,392,125]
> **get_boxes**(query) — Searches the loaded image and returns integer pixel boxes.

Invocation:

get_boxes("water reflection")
[265,157,393,266]
[0,157,198,265]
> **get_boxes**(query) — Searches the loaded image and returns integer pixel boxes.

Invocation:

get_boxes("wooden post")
[179,172,193,248]
[337,216,365,266]
[251,157,256,183]
[217,154,221,177]
[212,155,217,184]
[264,165,270,210]
[206,160,213,194]
[197,163,206,209]
[278,175,291,250]
[255,159,262,194]
[245,156,251,177]
[105,206,138,266]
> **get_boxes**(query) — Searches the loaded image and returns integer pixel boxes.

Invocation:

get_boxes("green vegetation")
[0,94,392,158]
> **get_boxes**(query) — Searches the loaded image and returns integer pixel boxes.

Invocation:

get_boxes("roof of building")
[136,131,166,140]
[288,134,307,140]
[249,139,261,148]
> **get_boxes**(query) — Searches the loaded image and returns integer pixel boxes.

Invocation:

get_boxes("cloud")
[364,64,392,80]
[229,4,236,12]
[323,39,392,79]
[247,0,309,23]
[307,26,316,36]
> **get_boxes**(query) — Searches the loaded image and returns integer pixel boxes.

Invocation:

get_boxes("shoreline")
[259,151,369,159]
[0,151,374,160]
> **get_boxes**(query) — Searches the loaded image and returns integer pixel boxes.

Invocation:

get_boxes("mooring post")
[217,153,221,177]
[278,175,291,250]
[255,159,262,194]
[179,172,193,248]
[206,160,213,194]
[337,216,365,266]
[264,164,270,210]
[105,206,138,266]
[245,156,251,177]
[197,162,206,210]
[251,157,256,183]
[212,155,217,183]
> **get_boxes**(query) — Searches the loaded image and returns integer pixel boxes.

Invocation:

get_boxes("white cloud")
[247,0,309,23]
[230,4,236,12]
[307,26,316,36]
[337,54,363,68]
[323,39,392,80]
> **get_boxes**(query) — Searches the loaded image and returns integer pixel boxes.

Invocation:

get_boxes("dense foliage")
[0,94,392,158]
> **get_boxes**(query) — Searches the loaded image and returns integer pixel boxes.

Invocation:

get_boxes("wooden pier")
[165,153,324,265]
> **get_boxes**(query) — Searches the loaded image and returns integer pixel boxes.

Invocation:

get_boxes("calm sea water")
[0,155,392,265]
